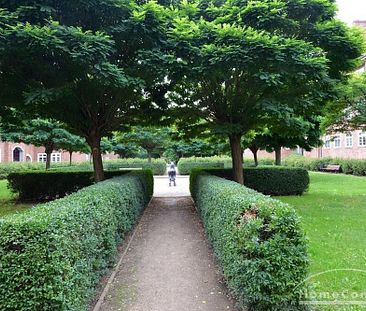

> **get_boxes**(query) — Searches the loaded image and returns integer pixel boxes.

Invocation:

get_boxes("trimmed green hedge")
[0,171,152,310]
[178,156,276,175]
[0,162,75,179]
[0,158,166,180]
[191,167,309,196]
[56,159,166,175]
[7,170,132,202]
[283,155,366,176]
[190,173,309,310]
[177,157,229,175]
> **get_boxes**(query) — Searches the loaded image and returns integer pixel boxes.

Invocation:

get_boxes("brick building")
[0,141,118,164]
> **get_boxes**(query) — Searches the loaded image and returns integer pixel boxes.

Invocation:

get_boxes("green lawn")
[279,172,366,311]
[0,180,31,217]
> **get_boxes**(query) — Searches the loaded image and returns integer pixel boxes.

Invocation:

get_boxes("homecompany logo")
[296,269,366,306]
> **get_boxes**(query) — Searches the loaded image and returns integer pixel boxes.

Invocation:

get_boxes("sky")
[336,0,366,25]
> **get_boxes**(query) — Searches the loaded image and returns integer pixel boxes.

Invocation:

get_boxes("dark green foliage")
[178,156,278,174]
[0,162,49,179]
[7,169,154,202]
[283,155,366,177]
[103,159,166,175]
[177,157,228,175]
[199,167,309,196]
[190,173,309,311]
[0,172,152,310]
[0,159,165,182]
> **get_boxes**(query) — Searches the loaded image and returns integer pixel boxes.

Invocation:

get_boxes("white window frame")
[51,153,62,163]
[324,136,331,149]
[359,131,366,147]
[37,153,47,163]
[12,146,24,162]
[345,133,353,148]
[333,135,341,148]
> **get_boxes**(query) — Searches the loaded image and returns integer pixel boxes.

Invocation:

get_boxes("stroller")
[168,163,177,187]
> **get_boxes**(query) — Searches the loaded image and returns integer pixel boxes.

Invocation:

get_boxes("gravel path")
[97,196,236,311]
[153,176,190,197]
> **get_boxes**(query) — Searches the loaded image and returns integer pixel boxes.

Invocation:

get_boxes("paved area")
[98,197,236,311]
[153,176,190,197]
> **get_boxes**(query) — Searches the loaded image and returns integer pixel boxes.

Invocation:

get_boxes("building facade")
[247,130,366,161]
[0,141,118,164]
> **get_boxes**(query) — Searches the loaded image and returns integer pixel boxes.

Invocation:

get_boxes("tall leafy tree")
[123,127,170,162]
[0,1,170,181]
[323,73,366,132]
[1,119,82,169]
[259,116,322,165]
[168,0,364,183]
[58,134,89,166]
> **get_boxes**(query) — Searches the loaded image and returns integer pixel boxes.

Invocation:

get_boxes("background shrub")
[0,162,74,179]
[0,158,166,180]
[0,171,152,311]
[190,173,309,311]
[178,156,230,174]
[191,167,309,196]
[178,156,276,174]
[103,158,166,175]
[283,155,366,176]
[7,170,134,202]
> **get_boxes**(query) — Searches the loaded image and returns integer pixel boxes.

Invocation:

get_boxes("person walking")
[168,162,177,187]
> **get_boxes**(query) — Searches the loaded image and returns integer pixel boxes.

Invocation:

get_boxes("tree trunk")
[250,147,259,167]
[275,146,282,166]
[45,151,51,170]
[147,152,152,163]
[88,133,105,182]
[44,144,53,170]
[229,134,244,184]
[69,151,73,166]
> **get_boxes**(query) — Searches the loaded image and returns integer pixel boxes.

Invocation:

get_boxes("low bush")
[177,157,229,175]
[191,167,309,196]
[0,158,165,180]
[0,162,75,179]
[0,171,152,310]
[282,155,333,171]
[190,172,309,311]
[283,155,366,176]
[178,156,276,174]
[7,170,134,202]
[103,158,166,175]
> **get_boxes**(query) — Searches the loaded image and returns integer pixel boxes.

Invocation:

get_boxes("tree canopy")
[0,0,171,180]
[323,73,366,132]
[166,0,364,183]
[0,0,364,182]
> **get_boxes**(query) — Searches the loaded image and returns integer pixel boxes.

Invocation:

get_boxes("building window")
[37,153,47,163]
[324,136,331,148]
[51,153,61,163]
[346,133,353,147]
[359,131,366,147]
[333,135,341,148]
[13,147,24,162]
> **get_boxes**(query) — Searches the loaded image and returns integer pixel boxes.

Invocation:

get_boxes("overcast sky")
[336,0,366,24]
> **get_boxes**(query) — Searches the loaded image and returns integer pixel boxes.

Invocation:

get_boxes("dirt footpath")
[98,197,236,311]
